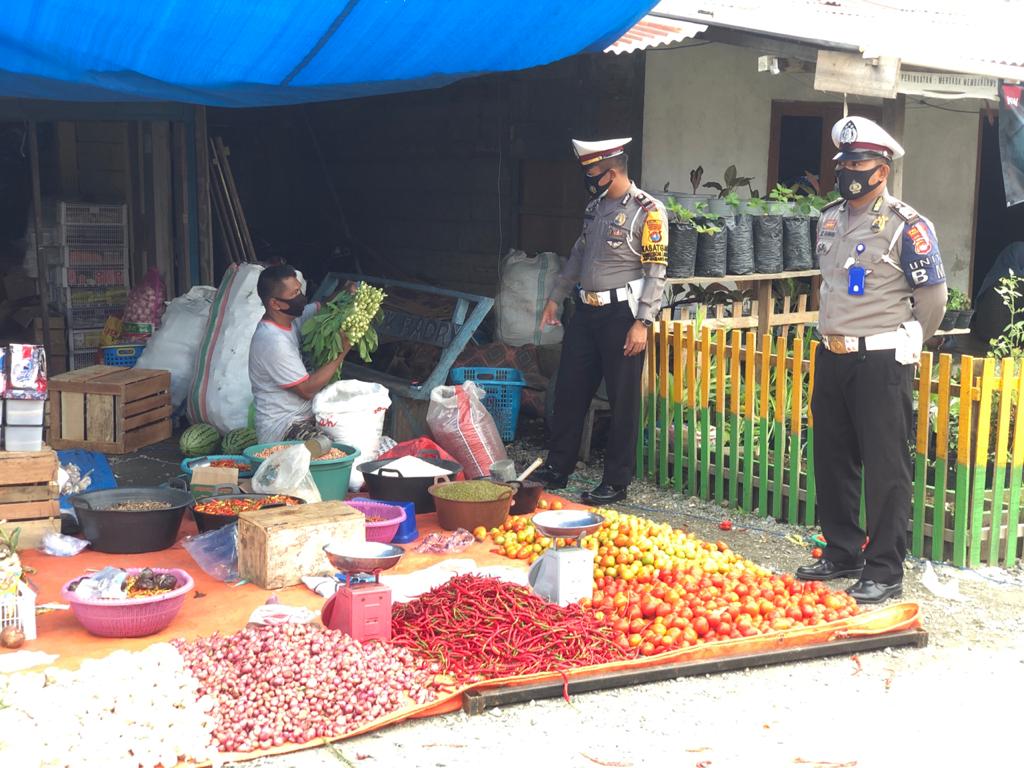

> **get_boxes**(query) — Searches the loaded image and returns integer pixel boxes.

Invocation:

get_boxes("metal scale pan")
[530,510,604,544]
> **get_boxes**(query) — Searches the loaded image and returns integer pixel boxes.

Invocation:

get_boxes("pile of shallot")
[0,644,216,768]
[173,624,441,753]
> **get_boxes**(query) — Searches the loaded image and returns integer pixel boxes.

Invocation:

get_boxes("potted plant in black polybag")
[724,191,755,275]
[944,288,973,330]
[693,202,728,278]
[779,185,814,272]
[703,165,757,217]
[665,197,700,279]
[750,195,783,273]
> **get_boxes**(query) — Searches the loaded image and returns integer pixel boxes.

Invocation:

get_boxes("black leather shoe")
[846,579,903,604]
[530,464,569,490]
[581,483,627,505]
[795,559,864,581]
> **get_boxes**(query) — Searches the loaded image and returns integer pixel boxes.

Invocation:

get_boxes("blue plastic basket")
[101,343,145,367]
[449,367,526,442]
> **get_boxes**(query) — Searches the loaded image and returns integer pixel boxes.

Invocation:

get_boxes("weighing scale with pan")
[321,542,404,642]
[527,509,603,606]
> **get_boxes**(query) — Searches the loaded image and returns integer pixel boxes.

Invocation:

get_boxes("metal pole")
[28,120,52,355]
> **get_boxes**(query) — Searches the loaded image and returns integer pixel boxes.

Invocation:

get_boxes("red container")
[321,583,392,642]
[61,568,194,638]
[346,499,406,543]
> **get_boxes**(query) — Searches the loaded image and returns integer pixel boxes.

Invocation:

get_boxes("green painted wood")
[659,394,670,488]
[988,464,1007,566]
[1006,464,1022,569]
[687,405,698,498]
[804,428,816,526]
[969,466,988,568]
[912,453,927,557]
[728,412,740,505]
[673,402,685,493]
[700,407,711,499]
[952,461,970,567]
[787,431,800,525]
[742,416,755,513]
[715,408,726,502]
[772,424,784,521]
[931,458,949,563]
[758,417,770,516]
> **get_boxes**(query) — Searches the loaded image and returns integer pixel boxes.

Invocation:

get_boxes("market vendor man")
[249,265,351,443]
[797,116,947,604]
[532,137,668,504]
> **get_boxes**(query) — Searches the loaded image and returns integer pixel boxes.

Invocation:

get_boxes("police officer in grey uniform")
[532,138,668,504]
[797,117,947,603]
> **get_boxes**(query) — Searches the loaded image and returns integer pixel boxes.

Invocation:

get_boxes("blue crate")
[449,367,526,442]
[101,343,145,367]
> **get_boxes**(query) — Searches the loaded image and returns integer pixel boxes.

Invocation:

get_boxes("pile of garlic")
[0,644,217,768]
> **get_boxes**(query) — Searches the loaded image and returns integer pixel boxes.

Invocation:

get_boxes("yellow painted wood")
[686,325,697,409]
[994,361,1014,469]
[700,327,711,408]
[744,332,756,421]
[807,340,817,428]
[790,337,803,436]
[730,330,741,416]
[974,358,996,467]
[715,329,726,415]
[774,337,787,425]
[916,351,933,455]
[673,324,684,405]
[659,320,669,400]
[759,334,771,421]
[935,354,952,462]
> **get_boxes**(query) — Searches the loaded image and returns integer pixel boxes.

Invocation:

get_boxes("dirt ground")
[108,436,1024,768]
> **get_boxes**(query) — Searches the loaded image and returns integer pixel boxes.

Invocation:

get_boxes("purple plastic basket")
[346,499,407,544]
[61,567,194,638]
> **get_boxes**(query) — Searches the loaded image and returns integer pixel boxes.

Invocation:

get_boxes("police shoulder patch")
[633,189,658,213]
[889,200,920,224]
[641,207,668,265]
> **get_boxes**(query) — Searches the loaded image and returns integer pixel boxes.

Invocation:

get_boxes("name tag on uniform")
[848,265,866,296]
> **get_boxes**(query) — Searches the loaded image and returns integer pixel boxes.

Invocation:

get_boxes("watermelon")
[222,427,258,455]
[180,424,221,457]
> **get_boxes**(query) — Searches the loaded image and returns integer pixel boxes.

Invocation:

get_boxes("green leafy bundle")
[301,283,386,379]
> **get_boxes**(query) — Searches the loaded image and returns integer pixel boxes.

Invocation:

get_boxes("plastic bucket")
[244,441,360,501]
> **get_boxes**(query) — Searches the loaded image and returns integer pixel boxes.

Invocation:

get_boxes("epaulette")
[889,200,921,224]
[633,189,658,212]
[821,198,844,211]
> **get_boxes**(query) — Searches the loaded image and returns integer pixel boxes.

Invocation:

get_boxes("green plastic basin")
[243,441,360,501]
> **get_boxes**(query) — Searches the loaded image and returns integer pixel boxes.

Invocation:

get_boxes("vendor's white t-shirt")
[248,303,318,443]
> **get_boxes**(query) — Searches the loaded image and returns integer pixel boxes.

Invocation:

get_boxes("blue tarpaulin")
[0,1,656,106]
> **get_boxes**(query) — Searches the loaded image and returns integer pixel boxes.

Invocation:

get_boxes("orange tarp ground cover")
[13,504,921,766]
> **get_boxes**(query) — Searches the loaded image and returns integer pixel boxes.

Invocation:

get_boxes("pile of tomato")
[486,507,859,656]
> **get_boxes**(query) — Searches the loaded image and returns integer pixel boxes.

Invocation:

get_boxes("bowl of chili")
[192,493,303,532]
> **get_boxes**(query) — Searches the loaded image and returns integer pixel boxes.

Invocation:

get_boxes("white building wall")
[642,42,980,291]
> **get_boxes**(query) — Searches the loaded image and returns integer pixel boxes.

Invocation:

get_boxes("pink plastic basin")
[61,567,194,638]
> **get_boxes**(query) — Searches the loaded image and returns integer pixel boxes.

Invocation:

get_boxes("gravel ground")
[231,432,1024,768]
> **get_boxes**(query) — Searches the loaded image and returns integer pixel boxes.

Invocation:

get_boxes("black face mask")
[275,293,307,317]
[583,168,613,200]
[837,166,884,201]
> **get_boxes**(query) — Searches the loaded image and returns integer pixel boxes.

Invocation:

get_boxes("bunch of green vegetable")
[301,282,386,377]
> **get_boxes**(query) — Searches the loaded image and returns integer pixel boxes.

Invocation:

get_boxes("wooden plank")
[122,370,171,402]
[60,392,85,441]
[673,327,684,495]
[804,339,818,526]
[969,357,996,566]
[686,325,697,497]
[123,403,172,432]
[123,391,171,418]
[462,629,929,715]
[0,499,59,521]
[0,481,59,503]
[646,326,657,481]
[772,338,787,521]
[699,327,712,500]
[728,330,742,505]
[714,329,727,502]
[123,418,173,453]
[912,351,933,557]
[86,392,115,444]
[787,337,803,525]
[56,121,79,195]
[0,450,58,486]
[932,354,953,563]
[659,321,670,487]
[743,331,757,513]
[988,360,1014,565]
[1006,365,1024,568]
[152,120,175,292]
[665,270,821,285]
[758,335,771,516]
[214,137,257,262]
[1,516,59,551]
[953,355,975,566]
[194,106,214,284]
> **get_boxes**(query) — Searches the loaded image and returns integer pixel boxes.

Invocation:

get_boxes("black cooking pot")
[71,487,193,554]
[356,455,462,514]
[192,493,302,533]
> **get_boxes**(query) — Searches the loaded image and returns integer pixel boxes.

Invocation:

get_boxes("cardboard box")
[237,500,365,589]
[190,465,240,499]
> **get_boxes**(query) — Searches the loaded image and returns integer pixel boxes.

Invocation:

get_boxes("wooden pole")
[28,120,52,354]
[881,93,906,198]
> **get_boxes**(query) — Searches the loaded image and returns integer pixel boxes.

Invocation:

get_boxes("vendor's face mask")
[837,165,884,201]
[275,292,307,317]
[583,167,613,200]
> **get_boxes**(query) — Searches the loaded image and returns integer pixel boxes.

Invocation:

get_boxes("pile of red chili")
[208,458,253,471]
[391,574,633,682]
[194,494,300,516]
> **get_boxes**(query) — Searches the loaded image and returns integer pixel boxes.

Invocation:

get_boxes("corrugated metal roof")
[636,0,1024,81]
[606,14,706,54]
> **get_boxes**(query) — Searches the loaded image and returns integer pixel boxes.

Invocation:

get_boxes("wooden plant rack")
[48,366,172,453]
[0,449,60,549]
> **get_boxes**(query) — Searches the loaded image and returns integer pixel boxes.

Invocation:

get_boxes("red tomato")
[811,547,824,559]
[719,520,733,531]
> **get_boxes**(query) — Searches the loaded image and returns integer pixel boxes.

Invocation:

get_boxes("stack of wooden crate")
[0,449,59,549]
[48,366,172,453]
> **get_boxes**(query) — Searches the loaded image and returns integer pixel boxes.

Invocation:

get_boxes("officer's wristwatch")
[638,318,653,327]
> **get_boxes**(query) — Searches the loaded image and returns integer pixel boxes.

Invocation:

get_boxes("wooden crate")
[48,366,172,453]
[0,450,60,550]
[237,500,365,589]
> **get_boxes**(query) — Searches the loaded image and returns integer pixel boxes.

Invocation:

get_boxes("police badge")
[839,120,858,145]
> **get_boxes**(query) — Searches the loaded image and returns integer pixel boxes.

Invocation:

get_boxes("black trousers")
[547,299,644,486]
[811,347,914,583]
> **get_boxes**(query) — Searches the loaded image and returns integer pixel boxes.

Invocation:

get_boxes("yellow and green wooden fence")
[638,322,1024,569]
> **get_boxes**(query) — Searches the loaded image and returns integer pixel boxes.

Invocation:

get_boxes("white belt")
[821,330,901,354]
[578,285,629,307]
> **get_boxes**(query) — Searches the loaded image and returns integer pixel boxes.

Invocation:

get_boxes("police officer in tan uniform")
[532,138,668,504]
[797,117,947,603]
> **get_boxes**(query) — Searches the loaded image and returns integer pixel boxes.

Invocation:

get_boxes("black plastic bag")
[726,214,754,275]
[696,219,728,277]
[783,216,813,270]
[667,221,698,279]
[753,215,783,273]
